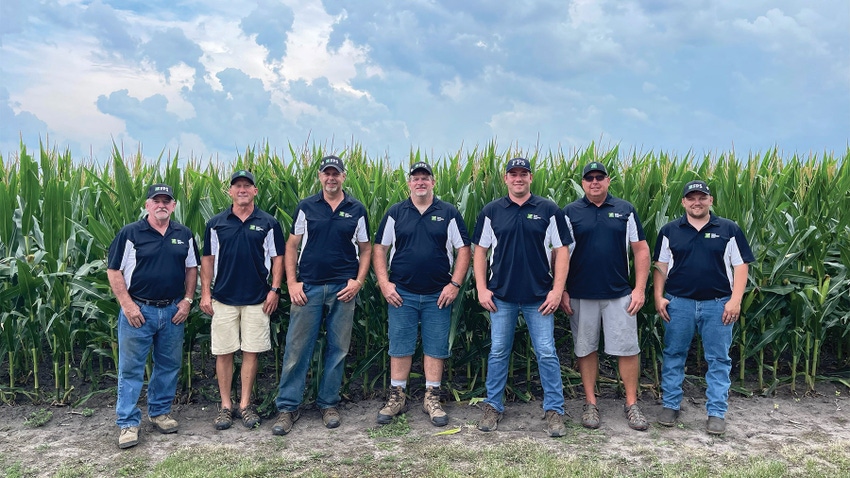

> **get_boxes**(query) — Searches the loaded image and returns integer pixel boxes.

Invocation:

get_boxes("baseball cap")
[230,169,255,185]
[682,180,711,197]
[582,162,608,178]
[409,161,433,176]
[147,183,174,200]
[319,155,345,172]
[505,157,532,173]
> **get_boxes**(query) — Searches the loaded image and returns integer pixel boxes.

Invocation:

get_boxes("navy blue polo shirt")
[108,218,199,300]
[203,206,285,305]
[375,197,470,295]
[654,213,754,300]
[473,194,573,303]
[564,194,646,299]
[291,191,370,285]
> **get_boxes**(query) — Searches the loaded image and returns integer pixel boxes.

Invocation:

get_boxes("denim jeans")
[275,282,355,411]
[484,298,565,414]
[387,286,451,359]
[116,300,184,428]
[661,294,733,418]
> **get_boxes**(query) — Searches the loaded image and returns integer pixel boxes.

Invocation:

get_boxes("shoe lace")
[386,387,404,407]
[424,389,441,413]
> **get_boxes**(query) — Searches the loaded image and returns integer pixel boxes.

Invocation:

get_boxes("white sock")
[390,379,407,389]
[425,381,441,389]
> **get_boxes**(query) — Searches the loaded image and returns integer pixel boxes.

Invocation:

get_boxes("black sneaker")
[657,407,679,427]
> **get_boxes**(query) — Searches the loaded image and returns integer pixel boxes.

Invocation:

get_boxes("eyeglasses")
[583,174,607,182]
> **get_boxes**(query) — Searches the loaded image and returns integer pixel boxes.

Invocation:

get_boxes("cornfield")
[0,141,848,409]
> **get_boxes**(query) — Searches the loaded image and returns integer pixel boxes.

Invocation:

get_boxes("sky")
[1,0,848,165]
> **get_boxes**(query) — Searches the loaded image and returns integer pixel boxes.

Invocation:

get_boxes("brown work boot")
[477,402,503,432]
[377,386,407,424]
[422,387,449,427]
[321,407,341,429]
[118,426,139,449]
[150,413,178,434]
[271,410,301,436]
[544,410,567,437]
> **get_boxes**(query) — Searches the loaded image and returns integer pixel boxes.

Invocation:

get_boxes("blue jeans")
[484,298,564,414]
[275,282,355,411]
[387,286,451,359]
[116,300,184,428]
[661,294,733,418]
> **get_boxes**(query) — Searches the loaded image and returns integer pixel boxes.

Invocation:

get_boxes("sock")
[425,381,441,389]
[390,379,407,389]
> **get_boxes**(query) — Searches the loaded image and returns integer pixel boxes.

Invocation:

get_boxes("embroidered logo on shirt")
[339,211,353,218]
[526,214,542,220]
[431,216,445,222]
[171,238,185,245]
[608,212,623,218]
[249,225,265,232]
[705,233,720,239]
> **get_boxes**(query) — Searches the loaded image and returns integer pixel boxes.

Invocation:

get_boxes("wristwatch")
[270,287,281,294]
[450,280,462,288]
[183,297,193,305]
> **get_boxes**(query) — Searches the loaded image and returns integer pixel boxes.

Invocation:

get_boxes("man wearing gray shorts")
[560,162,651,431]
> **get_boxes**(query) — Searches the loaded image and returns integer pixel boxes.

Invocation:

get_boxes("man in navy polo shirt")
[272,155,372,435]
[560,162,651,431]
[108,183,199,449]
[653,180,753,435]
[373,161,471,427]
[200,170,285,430]
[472,157,573,437]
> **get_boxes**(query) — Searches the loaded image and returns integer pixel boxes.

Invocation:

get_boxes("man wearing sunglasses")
[560,162,651,431]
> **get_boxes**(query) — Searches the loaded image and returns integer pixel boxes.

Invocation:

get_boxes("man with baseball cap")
[473,157,573,437]
[373,161,471,426]
[653,180,753,435]
[201,169,285,430]
[108,183,199,448]
[560,161,651,431]
[273,155,372,435]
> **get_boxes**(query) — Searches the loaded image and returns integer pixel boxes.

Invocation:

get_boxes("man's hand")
[538,289,563,315]
[559,291,573,315]
[722,299,741,325]
[289,282,307,306]
[437,283,459,309]
[627,288,646,316]
[172,300,191,324]
[655,297,671,322]
[124,302,145,328]
[379,281,402,308]
[477,288,496,312]
[337,279,362,303]
[263,290,280,315]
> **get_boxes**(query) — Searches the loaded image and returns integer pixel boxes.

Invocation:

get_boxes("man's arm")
[285,234,305,305]
[337,241,372,303]
[107,269,144,327]
[653,262,670,322]
[172,266,198,325]
[437,245,471,309]
[199,255,214,316]
[373,243,401,307]
[627,239,651,315]
[539,245,568,314]
[722,263,748,325]
[263,254,285,315]
[473,245,496,312]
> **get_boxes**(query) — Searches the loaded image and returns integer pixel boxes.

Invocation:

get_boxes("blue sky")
[1,1,848,164]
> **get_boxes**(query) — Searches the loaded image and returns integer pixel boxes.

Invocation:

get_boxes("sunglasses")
[583,174,607,182]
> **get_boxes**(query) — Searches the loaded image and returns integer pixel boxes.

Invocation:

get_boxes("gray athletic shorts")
[569,295,640,357]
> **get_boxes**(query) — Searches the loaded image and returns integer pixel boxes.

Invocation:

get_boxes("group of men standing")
[107,155,751,448]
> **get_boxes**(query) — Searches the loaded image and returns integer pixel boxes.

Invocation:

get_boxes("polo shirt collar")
[501,194,541,208]
[141,216,173,232]
[226,204,258,220]
[403,196,440,213]
[676,212,719,229]
[580,193,614,207]
[315,190,352,206]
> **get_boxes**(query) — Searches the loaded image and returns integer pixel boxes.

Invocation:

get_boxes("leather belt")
[132,296,176,307]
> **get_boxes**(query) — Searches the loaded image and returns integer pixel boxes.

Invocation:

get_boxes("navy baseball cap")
[683,180,711,197]
[505,157,532,173]
[319,155,345,172]
[230,169,255,185]
[147,183,174,200]
[582,162,608,178]
[409,161,433,176]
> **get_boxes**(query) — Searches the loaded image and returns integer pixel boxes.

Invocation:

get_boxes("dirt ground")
[1,379,848,477]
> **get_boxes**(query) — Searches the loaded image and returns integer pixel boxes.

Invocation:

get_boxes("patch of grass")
[150,446,307,478]
[115,456,151,477]
[368,414,410,438]
[23,408,53,428]
[2,461,33,478]
[53,461,96,478]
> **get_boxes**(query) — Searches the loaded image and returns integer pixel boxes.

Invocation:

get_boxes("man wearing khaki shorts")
[200,170,285,430]
[560,162,651,431]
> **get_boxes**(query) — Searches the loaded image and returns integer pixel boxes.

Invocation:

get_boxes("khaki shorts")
[210,300,271,354]
[569,295,640,357]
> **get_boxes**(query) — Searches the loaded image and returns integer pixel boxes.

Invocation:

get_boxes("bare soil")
[1,378,848,477]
